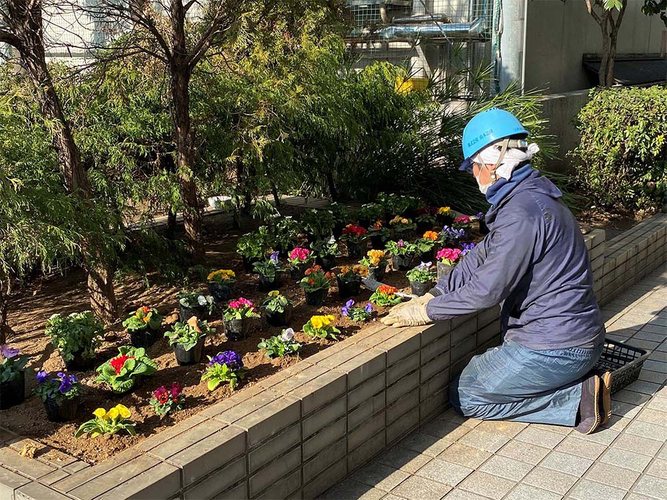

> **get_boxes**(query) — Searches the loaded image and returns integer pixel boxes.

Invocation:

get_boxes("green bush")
[572,86,667,211]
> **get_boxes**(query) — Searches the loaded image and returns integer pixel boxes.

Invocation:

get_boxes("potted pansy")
[94,346,158,394]
[406,262,437,297]
[201,351,245,391]
[367,220,390,250]
[150,382,184,418]
[300,265,334,307]
[311,239,340,271]
[34,370,82,422]
[237,227,272,272]
[436,206,454,226]
[0,345,28,410]
[75,404,135,438]
[389,216,417,240]
[122,306,163,348]
[164,316,213,365]
[207,269,237,303]
[436,247,463,278]
[415,230,439,262]
[178,291,215,322]
[369,285,403,307]
[261,291,294,327]
[341,300,373,322]
[335,265,368,298]
[303,315,340,340]
[438,225,467,247]
[287,247,315,280]
[340,224,368,259]
[258,328,302,359]
[45,311,104,370]
[356,203,383,228]
[360,250,389,281]
[386,240,417,271]
[223,298,260,341]
[253,252,284,292]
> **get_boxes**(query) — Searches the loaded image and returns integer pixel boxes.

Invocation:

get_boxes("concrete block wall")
[1,213,665,500]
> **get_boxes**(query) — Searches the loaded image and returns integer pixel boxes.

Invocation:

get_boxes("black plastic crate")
[594,339,650,394]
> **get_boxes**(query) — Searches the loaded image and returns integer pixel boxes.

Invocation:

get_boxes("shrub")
[572,86,667,211]
[45,311,104,363]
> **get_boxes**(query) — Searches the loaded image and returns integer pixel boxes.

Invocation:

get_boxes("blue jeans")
[450,339,603,426]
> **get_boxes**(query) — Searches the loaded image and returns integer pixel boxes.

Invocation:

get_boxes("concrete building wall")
[524,0,666,94]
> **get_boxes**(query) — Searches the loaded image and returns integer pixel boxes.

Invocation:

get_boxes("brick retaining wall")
[1,214,665,500]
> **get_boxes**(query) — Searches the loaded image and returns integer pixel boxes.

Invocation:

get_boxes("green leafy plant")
[369,285,403,307]
[302,209,335,239]
[269,216,300,252]
[237,226,272,260]
[223,298,260,321]
[253,253,283,281]
[45,311,104,363]
[357,203,383,222]
[406,262,437,283]
[367,220,390,240]
[310,239,340,258]
[389,216,417,235]
[300,265,334,292]
[122,307,162,332]
[0,345,28,383]
[201,351,245,391]
[385,240,417,256]
[149,383,184,417]
[303,315,340,340]
[164,317,213,351]
[75,404,136,438]
[261,291,293,314]
[257,328,302,359]
[379,192,423,217]
[341,300,372,322]
[177,292,215,314]
[94,346,158,394]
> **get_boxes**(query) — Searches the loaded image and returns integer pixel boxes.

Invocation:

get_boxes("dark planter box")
[43,395,80,422]
[316,255,336,271]
[64,350,95,371]
[224,318,252,342]
[208,282,235,303]
[266,306,293,327]
[392,253,414,271]
[337,278,361,299]
[0,371,25,410]
[410,281,434,297]
[173,338,206,365]
[305,288,327,307]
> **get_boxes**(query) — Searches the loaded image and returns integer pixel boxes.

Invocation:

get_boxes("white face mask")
[475,174,493,195]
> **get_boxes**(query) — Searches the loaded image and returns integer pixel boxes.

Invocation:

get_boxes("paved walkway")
[321,264,667,500]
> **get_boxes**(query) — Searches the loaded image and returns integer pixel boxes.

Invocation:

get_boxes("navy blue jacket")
[426,169,605,350]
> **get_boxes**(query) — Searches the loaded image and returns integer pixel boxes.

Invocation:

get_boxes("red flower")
[158,393,169,404]
[170,382,182,397]
[172,397,179,403]
[139,306,151,315]
[308,278,315,286]
[110,355,134,375]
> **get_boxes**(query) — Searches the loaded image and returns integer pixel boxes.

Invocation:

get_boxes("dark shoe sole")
[576,376,601,435]
[600,371,613,426]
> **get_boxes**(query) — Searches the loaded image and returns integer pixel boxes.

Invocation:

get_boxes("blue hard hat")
[460,108,529,168]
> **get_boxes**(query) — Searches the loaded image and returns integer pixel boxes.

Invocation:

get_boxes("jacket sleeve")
[429,239,487,297]
[426,215,539,320]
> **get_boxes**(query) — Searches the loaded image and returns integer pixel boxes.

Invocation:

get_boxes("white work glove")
[381,293,435,328]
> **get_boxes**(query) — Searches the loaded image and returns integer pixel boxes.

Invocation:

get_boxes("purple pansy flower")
[36,370,49,384]
[0,344,19,359]
[441,225,466,240]
[417,261,432,271]
[341,299,355,317]
[209,350,243,371]
[476,212,484,218]
[461,242,476,256]
[364,303,373,313]
[269,251,279,264]
[58,374,76,394]
[281,328,295,342]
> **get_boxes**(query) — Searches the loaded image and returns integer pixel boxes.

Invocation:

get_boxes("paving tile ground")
[321,264,667,500]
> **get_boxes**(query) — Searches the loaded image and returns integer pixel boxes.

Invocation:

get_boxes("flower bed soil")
[1,220,430,465]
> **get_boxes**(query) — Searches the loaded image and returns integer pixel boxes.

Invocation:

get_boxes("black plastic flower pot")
[258,274,281,292]
[305,288,327,307]
[224,318,252,341]
[290,264,309,281]
[64,350,95,371]
[368,266,386,282]
[333,224,344,239]
[316,255,336,271]
[173,338,205,366]
[0,371,25,410]
[393,229,415,241]
[358,218,371,229]
[392,253,414,271]
[43,395,80,422]
[179,305,208,323]
[346,241,366,259]
[410,281,434,297]
[337,278,361,299]
[208,282,235,303]
[438,214,454,227]
[130,328,156,349]
[437,262,455,280]
[418,249,434,263]
[243,256,259,273]
[266,305,293,327]
[370,235,385,250]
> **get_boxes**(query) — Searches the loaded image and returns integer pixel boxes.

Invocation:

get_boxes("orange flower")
[423,231,438,241]
[139,306,151,315]
[378,285,398,295]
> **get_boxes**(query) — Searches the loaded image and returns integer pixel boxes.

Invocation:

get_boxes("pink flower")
[436,248,462,263]
[289,248,311,261]
[454,215,471,224]
[229,297,256,312]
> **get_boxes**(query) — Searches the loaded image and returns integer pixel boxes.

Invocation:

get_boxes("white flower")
[281,328,295,342]
[197,295,207,306]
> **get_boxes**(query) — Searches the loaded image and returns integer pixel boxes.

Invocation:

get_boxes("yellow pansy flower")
[107,407,119,420]
[93,408,106,419]
[310,316,324,329]
[438,206,451,214]
[115,404,131,419]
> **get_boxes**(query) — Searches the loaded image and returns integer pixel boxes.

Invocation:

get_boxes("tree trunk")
[0,279,15,345]
[170,66,204,261]
[6,0,117,322]
[598,13,611,87]
[271,183,281,207]
[326,171,338,201]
